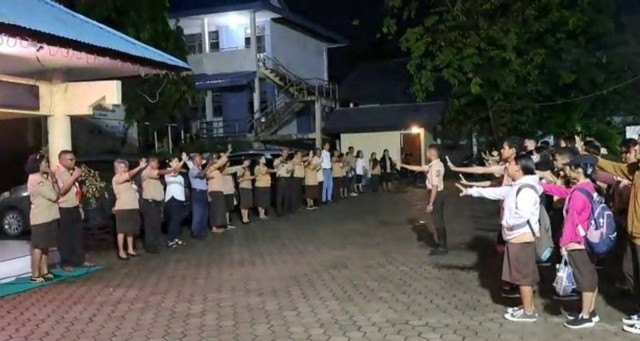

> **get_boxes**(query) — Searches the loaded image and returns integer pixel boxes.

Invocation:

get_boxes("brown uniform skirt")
[115,209,141,236]
[209,191,227,227]
[239,188,253,209]
[31,220,58,250]
[567,249,598,292]
[255,187,271,208]
[224,194,235,212]
[305,185,319,199]
[502,242,539,286]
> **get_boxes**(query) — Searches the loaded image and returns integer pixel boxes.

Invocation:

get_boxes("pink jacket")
[542,181,595,247]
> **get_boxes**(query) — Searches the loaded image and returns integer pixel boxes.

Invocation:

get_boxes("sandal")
[42,273,56,281]
[30,276,45,283]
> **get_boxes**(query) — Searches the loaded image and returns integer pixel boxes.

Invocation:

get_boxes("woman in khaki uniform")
[292,151,306,211]
[237,158,255,224]
[369,152,381,192]
[332,151,344,200]
[304,151,321,209]
[26,153,60,283]
[221,158,240,229]
[205,145,232,233]
[112,158,147,260]
[254,155,274,219]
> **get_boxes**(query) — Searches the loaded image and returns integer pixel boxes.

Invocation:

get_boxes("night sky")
[285,0,401,81]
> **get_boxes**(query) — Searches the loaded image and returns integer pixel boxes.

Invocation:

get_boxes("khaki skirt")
[115,209,141,236]
[502,242,539,286]
[239,188,253,209]
[31,220,58,250]
[255,186,271,208]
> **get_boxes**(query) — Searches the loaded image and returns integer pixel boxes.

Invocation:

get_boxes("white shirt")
[321,150,332,169]
[355,158,366,175]
[164,173,185,202]
[467,175,541,241]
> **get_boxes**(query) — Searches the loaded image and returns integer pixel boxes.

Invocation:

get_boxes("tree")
[384,0,640,147]
[57,0,200,144]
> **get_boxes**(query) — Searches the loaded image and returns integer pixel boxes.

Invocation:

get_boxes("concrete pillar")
[202,17,210,54]
[205,91,213,121]
[250,10,261,121]
[314,99,322,148]
[47,114,72,165]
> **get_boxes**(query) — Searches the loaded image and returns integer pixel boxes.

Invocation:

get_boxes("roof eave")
[168,2,263,19]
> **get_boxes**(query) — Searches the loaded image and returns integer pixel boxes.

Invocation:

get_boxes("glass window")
[244,25,266,53]
[212,92,223,118]
[185,33,203,55]
[209,30,220,52]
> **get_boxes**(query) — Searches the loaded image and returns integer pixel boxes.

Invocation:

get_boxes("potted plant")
[79,164,108,219]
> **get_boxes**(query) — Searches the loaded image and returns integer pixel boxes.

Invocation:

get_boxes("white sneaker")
[349,193,358,197]
[623,314,640,325]
[227,225,236,229]
[504,309,538,322]
[623,322,640,334]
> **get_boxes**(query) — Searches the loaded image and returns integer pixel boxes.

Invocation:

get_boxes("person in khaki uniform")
[332,151,346,199]
[401,144,448,255]
[140,157,179,253]
[26,153,60,283]
[292,151,306,211]
[369,152,381,192]
[274,149,293,216]
[221,159,242,228]
[304,151,321,209]
[54,150,87,272]
[254,155,274,220]
[112,158,147,260]
[237,158,255,224]
[204,145,232,233]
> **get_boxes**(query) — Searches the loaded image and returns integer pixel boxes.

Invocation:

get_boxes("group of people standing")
[442,135,640,334]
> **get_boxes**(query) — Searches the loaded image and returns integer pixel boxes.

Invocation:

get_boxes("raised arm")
[465,185,510,201]
[126,159,147,180]
[541,183,571,199]
[597,157,637,181]
[447,156,504,175]
[400,163,428,172]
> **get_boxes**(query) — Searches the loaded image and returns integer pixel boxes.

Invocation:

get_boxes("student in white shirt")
[165,154,187,248]
[320,142,333,204]
[355,150,366,193]
[457,154,542,323]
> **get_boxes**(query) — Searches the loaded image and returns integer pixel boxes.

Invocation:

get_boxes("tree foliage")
[57,0,199,130]
[384,0,640,147]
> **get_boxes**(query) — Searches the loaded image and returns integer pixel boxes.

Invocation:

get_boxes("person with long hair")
[237,158,255,224]
[164,153,188,248]
[540,154,600,329]
[304,150,321,209]
[355,150,366,193]
[112,158,147,260]
[332,151,346,199]
[204,145,232,233]
[26,153,60,282]
[369,152,381,192]
[292,151,306,211]
[380,149,396,191]
[221,157,239,229]
[254,155,274,220]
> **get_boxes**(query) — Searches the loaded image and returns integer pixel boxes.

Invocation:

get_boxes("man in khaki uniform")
[55,150,87,271]
[274,149,293,216]
[344,146,357,196]
[400,144,448,256]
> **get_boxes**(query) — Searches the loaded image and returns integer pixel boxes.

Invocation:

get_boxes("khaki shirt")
[305,162,320,186]
[113,173,139,210]
[206,168,224,192]
[344,154,356,169]
[370,160,381,175]
[292,158,305,178]
[54,164,79,208]
[254,165,271,187]
[28,173,60,225]
[238,168,253,189]
[426,159,445,191]
[141,168,164,201]
[332,158,345,177]
[274,158,292,178]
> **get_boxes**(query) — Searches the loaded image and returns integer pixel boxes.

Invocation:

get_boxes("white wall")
[269,21,327,81]
[340,131,403,164]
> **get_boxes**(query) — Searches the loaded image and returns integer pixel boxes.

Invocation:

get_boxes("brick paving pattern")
[0,184,634,340]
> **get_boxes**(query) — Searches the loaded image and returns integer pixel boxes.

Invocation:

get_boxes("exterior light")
[410,126,421,134]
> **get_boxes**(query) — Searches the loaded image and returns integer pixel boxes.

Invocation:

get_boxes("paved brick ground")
[0,184,635,340]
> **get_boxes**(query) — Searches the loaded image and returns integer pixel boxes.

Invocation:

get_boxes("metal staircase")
[251,54,338,138]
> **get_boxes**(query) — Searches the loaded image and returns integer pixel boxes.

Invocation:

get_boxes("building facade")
[169,0,345,143]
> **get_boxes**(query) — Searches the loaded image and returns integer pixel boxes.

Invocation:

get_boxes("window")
[209,30,220,52]
[212,92,223,118]
[244,25,266,53]
[185,33,203,55]
[189,96,205,120]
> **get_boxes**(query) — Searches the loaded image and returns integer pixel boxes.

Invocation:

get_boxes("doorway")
[401,132,422,166]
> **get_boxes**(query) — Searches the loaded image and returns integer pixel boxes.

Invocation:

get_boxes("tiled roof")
[0,0,190,71]
[323,102,445,134]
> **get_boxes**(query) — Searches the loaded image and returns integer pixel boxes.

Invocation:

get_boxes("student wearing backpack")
[457,154,542,322]
[541,154,600,329]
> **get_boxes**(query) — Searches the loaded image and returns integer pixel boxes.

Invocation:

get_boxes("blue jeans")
[322,169,333,202]
[191,190,208,237]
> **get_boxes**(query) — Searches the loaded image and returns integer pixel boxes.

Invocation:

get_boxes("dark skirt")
[567,249,598,292]
[305,185,319,199]
[356,175,363,185]
[334,176,345,190]
[381,172,393,183]
[370,174,380,192]
[31,220,58,250]
[115,209,141,236]
[502,242,539,286]
[255,186,271,208]
[224,194,235,212]
[208,191,227,227]
[239,188,253,209]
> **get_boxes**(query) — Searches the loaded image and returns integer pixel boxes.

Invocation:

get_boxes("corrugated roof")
[324,102,445,134]
[0,0,190,71]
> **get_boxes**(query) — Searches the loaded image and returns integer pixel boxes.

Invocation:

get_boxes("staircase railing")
[251,96,299,136]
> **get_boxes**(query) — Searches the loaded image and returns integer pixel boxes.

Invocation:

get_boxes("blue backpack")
[573,187,617,256]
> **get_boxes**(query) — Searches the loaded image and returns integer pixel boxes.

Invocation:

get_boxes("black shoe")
[117,254,130,261]
[429,248,448,256]
[566,311,600,323]
[501,286,521,298]
[554,290,581,301]
[564,315,595,329]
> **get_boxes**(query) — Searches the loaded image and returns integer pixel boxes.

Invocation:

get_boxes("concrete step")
[0,240,60,283]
